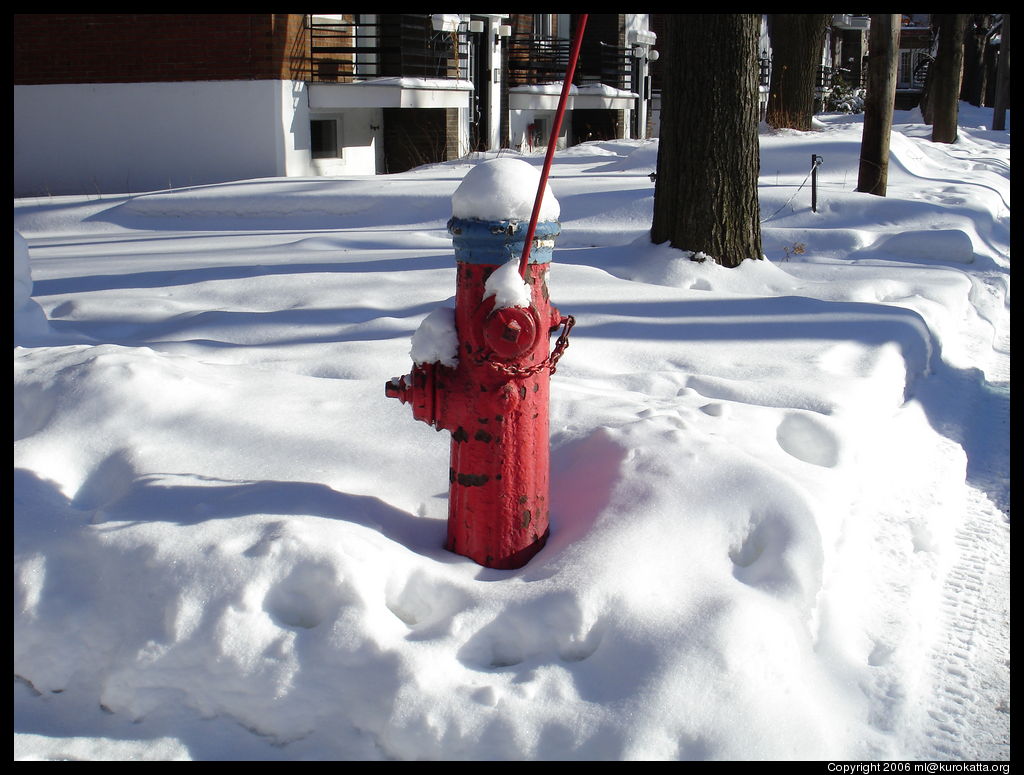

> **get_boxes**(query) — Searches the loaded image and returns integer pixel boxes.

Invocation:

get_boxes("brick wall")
[14,13,309,85]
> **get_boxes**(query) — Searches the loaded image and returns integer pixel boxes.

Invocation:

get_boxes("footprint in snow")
[264,561,344,630]
[775,411,840,468]
[457,593,606,670]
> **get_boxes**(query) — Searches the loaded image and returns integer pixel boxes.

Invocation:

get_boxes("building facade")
[14,13,656,197]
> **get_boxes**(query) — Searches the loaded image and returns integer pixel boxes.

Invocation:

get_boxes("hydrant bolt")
[501,320,521,342]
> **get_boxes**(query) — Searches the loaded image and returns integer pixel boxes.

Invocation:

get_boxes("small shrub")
[823,75,865,114]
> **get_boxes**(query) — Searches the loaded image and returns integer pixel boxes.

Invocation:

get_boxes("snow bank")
[14,230,51,343]
[14,230,33,308]
[860,229,975,264]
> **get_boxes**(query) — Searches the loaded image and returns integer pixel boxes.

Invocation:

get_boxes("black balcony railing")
[506,36,633,92]
[588,42,634,92]
[506,36,571,86]
[308,15,470,82]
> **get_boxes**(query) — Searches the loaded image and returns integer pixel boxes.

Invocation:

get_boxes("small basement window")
[311,119,340,159]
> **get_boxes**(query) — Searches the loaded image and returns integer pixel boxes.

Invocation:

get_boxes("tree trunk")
[651,14,762,268]
[961,15,993,106]
[765,14,832,130]
[992,15,1011,131]
[931,14,969,143]
[857,15,900,196]
[920,59,935,125]
[983,35,1001,106]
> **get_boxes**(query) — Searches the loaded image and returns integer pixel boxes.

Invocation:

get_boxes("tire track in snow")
[911,485,1010,760]
[910,300,1010,761]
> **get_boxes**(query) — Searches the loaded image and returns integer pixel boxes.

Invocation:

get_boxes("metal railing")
[307,15,470,82]
[588,42,634,91]
[506,36,571,86]
[506,36,633,91]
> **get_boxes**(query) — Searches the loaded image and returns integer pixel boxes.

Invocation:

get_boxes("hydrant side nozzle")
[385,365,439,428]
[549,306,563,331]
[385,375,409,402]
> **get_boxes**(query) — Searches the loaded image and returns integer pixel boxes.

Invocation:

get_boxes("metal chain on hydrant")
[482,315,575,378]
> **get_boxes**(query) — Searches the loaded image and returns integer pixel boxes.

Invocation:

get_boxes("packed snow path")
[912,309,1009,760]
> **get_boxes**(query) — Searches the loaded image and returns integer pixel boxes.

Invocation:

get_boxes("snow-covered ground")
[13,103,1009,761]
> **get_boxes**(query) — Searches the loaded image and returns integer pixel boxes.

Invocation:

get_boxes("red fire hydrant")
[386,160,572,569]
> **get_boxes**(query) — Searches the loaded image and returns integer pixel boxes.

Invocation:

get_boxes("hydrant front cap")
[451,158,560,222]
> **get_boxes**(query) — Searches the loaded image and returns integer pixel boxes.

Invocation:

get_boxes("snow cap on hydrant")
[386,156,572,570]
[451,157,560,222]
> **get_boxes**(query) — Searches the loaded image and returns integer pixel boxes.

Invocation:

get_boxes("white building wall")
[508,109,569,152]
[294,81,385,176]
[13,79,394,195]
[279,79,311,177]
[305,108,385,177]
[14,80,296,197]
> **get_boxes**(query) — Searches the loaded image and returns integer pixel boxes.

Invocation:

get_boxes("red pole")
[518,13,589,278]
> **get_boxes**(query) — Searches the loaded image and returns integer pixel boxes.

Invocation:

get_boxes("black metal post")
[811,154,822,212]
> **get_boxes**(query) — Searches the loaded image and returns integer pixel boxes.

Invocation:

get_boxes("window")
[311,119,340,159]
[898,51,913,87]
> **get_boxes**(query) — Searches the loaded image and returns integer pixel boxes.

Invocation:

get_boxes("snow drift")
[14,104,1009,761]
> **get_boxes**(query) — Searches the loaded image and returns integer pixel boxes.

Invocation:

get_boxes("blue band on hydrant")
[448,217,561,265]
